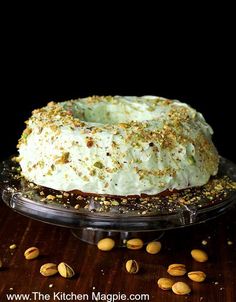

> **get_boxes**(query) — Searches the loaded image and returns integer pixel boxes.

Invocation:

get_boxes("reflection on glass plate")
[1,157,236,233]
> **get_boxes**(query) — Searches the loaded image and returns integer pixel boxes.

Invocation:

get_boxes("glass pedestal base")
[1,156,236,245]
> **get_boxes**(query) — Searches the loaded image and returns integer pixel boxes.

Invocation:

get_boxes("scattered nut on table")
[188,271,206,282]
[40,263,58,277]
[172,281,191,295]
[126,238,144,250]
[24,247,40,260]
[167,264,187,276]
[191,249,208,262]
[58,262,75,278]
[146,241,162,254]
[157,278,174,290]
[9,244,17,250]
[125,260,139,274]
[97,238,115,251]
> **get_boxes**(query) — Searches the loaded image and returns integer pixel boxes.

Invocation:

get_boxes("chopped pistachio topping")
[18,96,219,196]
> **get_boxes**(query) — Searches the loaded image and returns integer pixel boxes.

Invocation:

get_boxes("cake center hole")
[70,102,156,125]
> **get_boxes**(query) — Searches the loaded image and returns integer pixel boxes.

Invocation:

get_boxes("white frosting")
[18,96,219,196]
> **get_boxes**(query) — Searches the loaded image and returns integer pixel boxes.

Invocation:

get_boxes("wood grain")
[0,202,235,302]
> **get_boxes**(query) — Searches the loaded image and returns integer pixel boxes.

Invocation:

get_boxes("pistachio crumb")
[94,161,104,169]
[9,244,17,250]
[46,195,56,200]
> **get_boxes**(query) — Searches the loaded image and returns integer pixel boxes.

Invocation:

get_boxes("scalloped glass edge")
[1,156,236,231]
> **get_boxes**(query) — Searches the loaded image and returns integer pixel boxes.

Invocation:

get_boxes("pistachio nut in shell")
[172,282,191,295]
[191,249,208,262]
[24,247,40,260]
[126,238,143,250]
[167,264,187,276]
[40,263,58,277]
[58,262,75,278]
[188,271,206,282]
[146,241,162,254]
[125,260,139,274]
[157,278,174,290]
[97,238,115,251]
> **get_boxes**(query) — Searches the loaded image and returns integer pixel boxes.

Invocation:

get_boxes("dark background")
[1,10,235,162]
[1,56,235,162]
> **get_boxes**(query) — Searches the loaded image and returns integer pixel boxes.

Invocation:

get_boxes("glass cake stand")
[1,157,236,245]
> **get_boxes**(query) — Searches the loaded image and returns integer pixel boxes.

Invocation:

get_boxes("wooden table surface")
[0,201,235,302]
